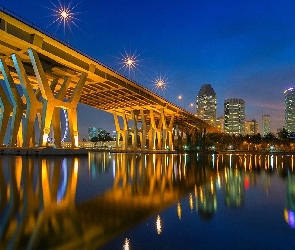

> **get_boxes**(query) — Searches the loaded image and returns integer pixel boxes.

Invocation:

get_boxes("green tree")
[90,136,99,147]
[277,128,290,150]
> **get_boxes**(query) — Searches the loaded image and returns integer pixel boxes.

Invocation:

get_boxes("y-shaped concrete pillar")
[160,110,174,150]
[139,109,147,150]
[51,77,71,148]
[28,48,87,147]
[0,59,25,146]
[0,85,13,146]
[113,112,129,150]
[11,54,43,147]
[149,110,162,150]
[130,111,139,150]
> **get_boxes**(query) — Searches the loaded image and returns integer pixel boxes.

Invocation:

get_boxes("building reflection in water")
[224,167,245,207]
[0,152,295,249]
[285,171,295,228]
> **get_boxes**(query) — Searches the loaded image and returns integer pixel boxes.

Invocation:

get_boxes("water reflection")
[0,153,295,249]
[0,156,81,250]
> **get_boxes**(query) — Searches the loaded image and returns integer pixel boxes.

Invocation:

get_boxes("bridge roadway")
[0,7,217,150]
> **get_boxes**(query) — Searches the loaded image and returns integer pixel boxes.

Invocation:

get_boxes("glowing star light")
[117,47,143,79]
[153,75,168,95]
[45,0,83,42]
[123,238,130,250]
[156,215,162,234]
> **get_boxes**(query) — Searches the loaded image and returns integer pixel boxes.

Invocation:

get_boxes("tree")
[277,128,290,150]
[250,133,262,150]
[90,136,99,147]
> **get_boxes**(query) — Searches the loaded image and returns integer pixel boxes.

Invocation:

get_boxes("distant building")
[88,127,97,140]
[216,116,224,133]
[112,131,117,140]
[262,114,271,137]
[285,87,295,133]
[245,119,258,135]
[196,84,217,126]
[224,98,245,135]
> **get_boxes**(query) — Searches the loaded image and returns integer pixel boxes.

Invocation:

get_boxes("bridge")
[0,7,217,150]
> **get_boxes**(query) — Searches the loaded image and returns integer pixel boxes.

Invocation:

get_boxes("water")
[0,153,295,249]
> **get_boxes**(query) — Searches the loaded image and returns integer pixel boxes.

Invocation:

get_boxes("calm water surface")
[1,153,295,249]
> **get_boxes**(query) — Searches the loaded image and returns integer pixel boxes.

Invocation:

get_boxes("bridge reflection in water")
[0,153,295,249]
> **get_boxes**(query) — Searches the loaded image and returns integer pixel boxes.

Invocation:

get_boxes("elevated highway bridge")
[0,7,217,150]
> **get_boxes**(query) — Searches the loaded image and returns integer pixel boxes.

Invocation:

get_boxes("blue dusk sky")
[1,0,295,137]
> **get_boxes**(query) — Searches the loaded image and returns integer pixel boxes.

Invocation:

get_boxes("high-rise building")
[88,127,97,140]
[245,119,258,135]
[216,116,224,132]
[196,84,217,126]
[262,114,271,137]
[224,98,245,135]
[285,87,295,133]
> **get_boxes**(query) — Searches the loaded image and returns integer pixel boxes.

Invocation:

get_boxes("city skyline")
[1,0,295,138]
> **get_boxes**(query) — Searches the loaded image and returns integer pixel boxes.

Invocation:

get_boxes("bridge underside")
[0,10,217,149]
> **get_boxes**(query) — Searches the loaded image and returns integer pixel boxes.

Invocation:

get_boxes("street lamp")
[154,76,167,97]
[46,0,82,45]
[177,94,184,108]
[189,102,195,113]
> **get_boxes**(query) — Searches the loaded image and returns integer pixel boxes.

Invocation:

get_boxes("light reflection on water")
[0,153,295,249]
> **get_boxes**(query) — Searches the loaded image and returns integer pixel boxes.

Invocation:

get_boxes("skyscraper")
[224,98,245,135]
[245,119,258,135]
[285,87,295,133]
[262,114,271,137]
[196,84,216,126]
[88,127,97,140]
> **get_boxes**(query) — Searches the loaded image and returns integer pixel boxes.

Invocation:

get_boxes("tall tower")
[196,84,217,126]
[262,114,271,137]
[224,98,245,135]
[285,87,295,133]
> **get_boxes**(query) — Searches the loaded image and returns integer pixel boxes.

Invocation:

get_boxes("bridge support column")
[51,77,72,148]
[139,110,147,150]
[28,48,87,148]
[12,54,43,147]
[0,85,13,146]
[0,58,25,147]
[149,110,162,150]
[179,130,184,150]
[113,112,129,150]
[130,111,138,150]
[163,111,174,150]
[148,109,174,150]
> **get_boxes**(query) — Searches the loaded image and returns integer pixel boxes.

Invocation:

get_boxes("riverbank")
[0,147,178,156]
[0,147,294,156]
